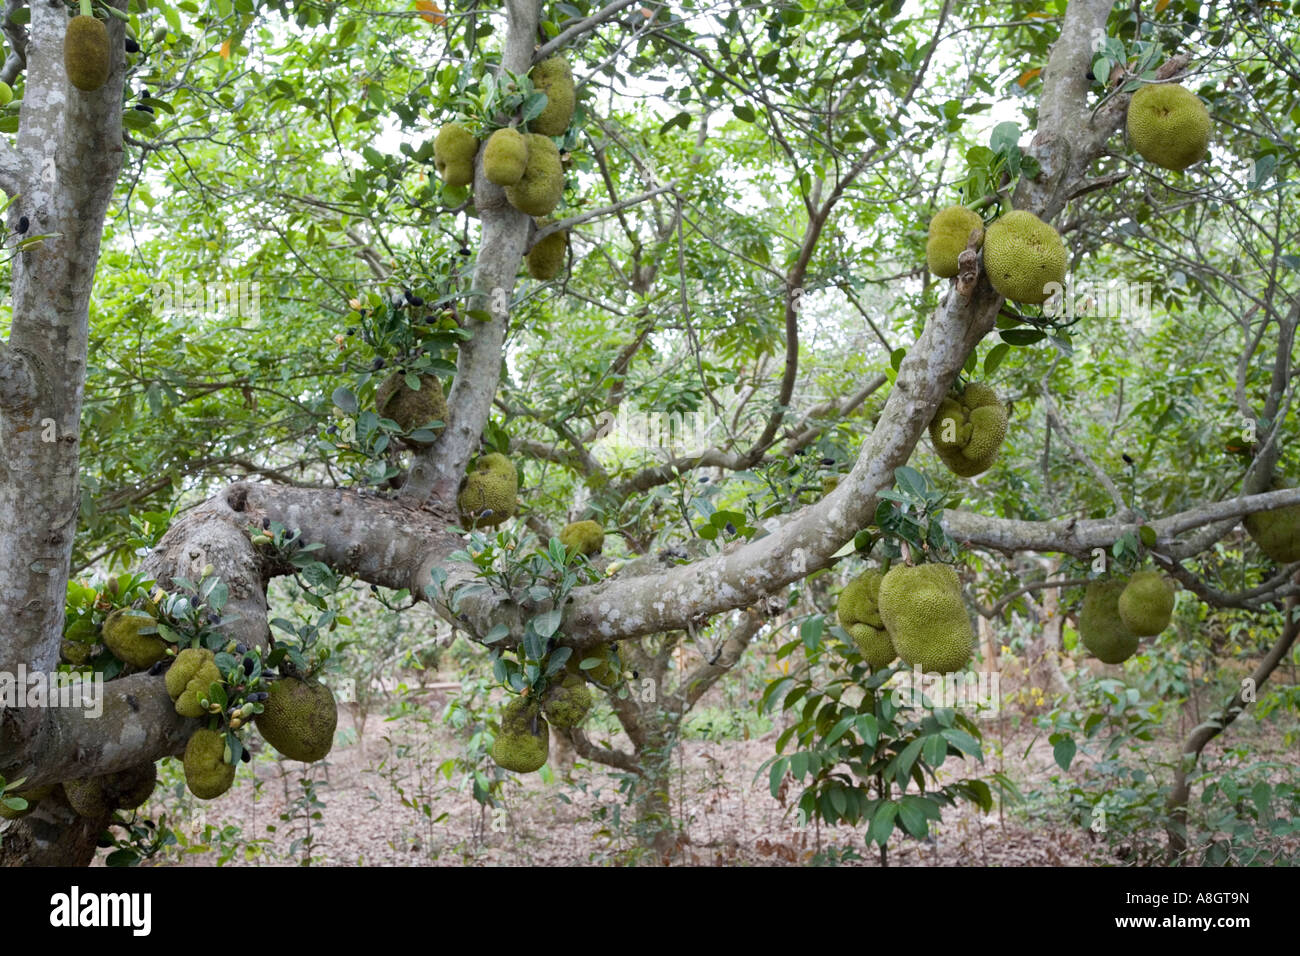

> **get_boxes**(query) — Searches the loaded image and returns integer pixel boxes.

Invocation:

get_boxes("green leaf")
[1053,736,1077,771]
[983,342,1010,377]
[869,801,897,844]
[332,387,358,415]
[1000,329,1046,347]
[989,121,1021,155]
[532,608,562,638]
[733,103,756,122]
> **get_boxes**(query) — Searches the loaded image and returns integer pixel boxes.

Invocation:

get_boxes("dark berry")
[261,517,271,529]
[241,749,251,763]
[148,661,166,676]
[125,36,140,53]
[243,658,255,675]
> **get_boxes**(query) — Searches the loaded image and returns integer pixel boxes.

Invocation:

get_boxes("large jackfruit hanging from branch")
[877,563,975,674]
[1126,83,1210,171]
[835,569,897,669]
[982,210,1067,304]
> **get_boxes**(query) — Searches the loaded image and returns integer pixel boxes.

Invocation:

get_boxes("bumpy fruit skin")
[64,15,110,93]
[255,678,338,762]
[1118,570,1175,636]
[184,729,236,799]
[102,608,168,668]
[981,210,1067,305]
[541,674,592,730]
[559,520,604,556]
[458,453,519,527]
[166,647,223,718]
[836,569,896,669]
[375,372,447,440]
[579,644,621,685]
[491,697,550,772]
[926,206,984,278]
[1126,83,1210,171]
[527,229,567,280]
[60,639,92,665]
[529,57,575,136]
[62,777,109,817]
[483,127,530,186]
[505,134,564,217]
[877,563,975,674]
[105,762,157,810]
[1078,578,1139,664]
[433,123,478,187]
[929,381,1008,478]
[1244,494,1300,563]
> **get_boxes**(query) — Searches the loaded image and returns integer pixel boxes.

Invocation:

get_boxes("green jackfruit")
[580,643,622,685]
[559,520,604,556]
[929,381,1008,478]
[822,475,840,495]
[63,763,158,817]
[483,127,530,186]
[375,372,447,441]
[0,784,53,820]
[505,134,563,217]
[541,673,592,730]
[64,15,110,93]
[184,729,236,799]
[491,697,550,772]
[255,677,338,763]
[926,206,984,278]
[458,453,518,527]
[877,563,974,674]
[836,569,897,668]
[529,57,575,136]
[62,778,108,818]
[1244,493,1300,563]
[1126,83,1210,171]
[60,640,92,665]
[166,647,223,719]
[1117,570,1174,637]
[433,123,478,187]
[102,608,168,668]
[527,229,567,280]
[982,210,1067,305]
[1078,578,1139,664]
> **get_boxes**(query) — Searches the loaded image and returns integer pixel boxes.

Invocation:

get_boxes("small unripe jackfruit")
[184,729,236,799]
[929,381,1008,478]
[1078,578,1139,664]
[926,206,984,278]
[64,15,110,93]
[982,210,1067,305]
[541,673,592,730]
[255,677,338,763]
[559,520,603,557]
[491,697,550,772]
[505,134,564,217]
[102,608,168,668]
[1244,493,1300,564]
[1117,570,1174,636]
[483,127,530,186]
[836,569,896,669]
[529,57,575,136]
[1126,83,1210,171]
[375,372,447,441]
[527,228,567,280]
[458,453,518,527]
[433,123,478,188]
[580,643,622,686]
[877,563,974,674]
[166,647,223,718]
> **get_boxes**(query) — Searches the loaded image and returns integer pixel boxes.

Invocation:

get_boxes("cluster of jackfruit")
[165,647,223,718]
[63,763,157,818]
[1126,82,1210,171]
[1078,578,1138,663]
[375,372,447,443]
[504,133,564,217]
[64,14,110,93]
[255,677,338,763]
[433,123,479,187]
[926,206,984,278]
[835,569,897,669]
[559,520,604,557]
[1077,571,1175,663]
[101,607,168,669]
[527,227,568,280]
[491,697,550,773]
[0,784,54,820]
[540,673,592,730]
[458,452,519,527]
[876,563,976,674]
[929,381,1008,478]
[982,210,1067,304]
[1244,487,1300,563]
[184,728,236,799]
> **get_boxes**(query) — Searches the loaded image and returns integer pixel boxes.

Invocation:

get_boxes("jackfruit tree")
[1,0,1297,869]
